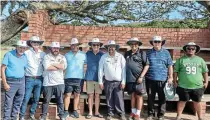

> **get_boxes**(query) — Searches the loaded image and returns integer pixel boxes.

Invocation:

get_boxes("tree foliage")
[1,1,210,44]
[121,18,209,28]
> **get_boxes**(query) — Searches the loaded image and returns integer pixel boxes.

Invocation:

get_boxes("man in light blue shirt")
[64,38,87,119]
[1,40,28,120]
[98,40,126,120]
[85,38,104,119]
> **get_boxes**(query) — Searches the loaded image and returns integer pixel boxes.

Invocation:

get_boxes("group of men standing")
[1,35,208,120]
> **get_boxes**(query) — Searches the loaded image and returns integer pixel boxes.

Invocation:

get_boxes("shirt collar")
[152,47,163,52]
[30,48,42,53]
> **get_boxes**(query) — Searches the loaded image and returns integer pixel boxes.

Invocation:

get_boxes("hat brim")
[88,42,103,47]
[183,45,200,54]
[104,44,120,50]
[26,40,44,47]
[149,40,166,46]
[70,43,82,46]
[12,45,28,47]
[127,40,143,46]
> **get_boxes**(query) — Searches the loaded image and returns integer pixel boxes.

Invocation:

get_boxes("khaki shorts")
[86,81,102,94]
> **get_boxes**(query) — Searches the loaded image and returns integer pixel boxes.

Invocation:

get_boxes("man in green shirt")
[174,42,209,120]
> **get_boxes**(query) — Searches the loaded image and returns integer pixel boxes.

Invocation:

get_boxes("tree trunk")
[1,10,29,44]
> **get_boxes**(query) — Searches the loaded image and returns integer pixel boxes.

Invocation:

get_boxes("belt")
[25,76,42,79]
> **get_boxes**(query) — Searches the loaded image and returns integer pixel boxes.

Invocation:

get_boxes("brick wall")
[21,10,210,48]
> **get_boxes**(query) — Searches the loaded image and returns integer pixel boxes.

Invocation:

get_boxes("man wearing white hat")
[146,36,173,120]
[174,42,208,120]
[39,42,67,120]
[98,40,126,120]
[1,40,28,120]
[20,36,45,120]
[125,37,149,120]
[85,38,104,119]
[64,38,87,118]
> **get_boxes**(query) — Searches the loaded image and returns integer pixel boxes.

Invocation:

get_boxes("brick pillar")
[21,10,51,41]
[192,102,206,116]
[78,98,85,115]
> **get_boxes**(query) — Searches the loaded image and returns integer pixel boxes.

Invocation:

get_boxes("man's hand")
[168,77,173,85]
[120,84,125,90]
[4,83,10,91]
[204,83,208,89]
[174,81,178,88]
[99,84,104,90]
[137,77,143,84]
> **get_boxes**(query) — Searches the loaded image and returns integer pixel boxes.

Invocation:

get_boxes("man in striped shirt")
[146,36,173,120]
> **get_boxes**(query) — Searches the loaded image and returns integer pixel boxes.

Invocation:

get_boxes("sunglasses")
[31,41,40,44]
[130,43,138,46]
[187,48,195,51]
[153,41,161,43]
[92,44,100,46]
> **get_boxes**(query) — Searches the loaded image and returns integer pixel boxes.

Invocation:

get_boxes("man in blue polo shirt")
[1,40,28,120]
[146,36,173,120]
[85,38,104,119]
[64,38,87,119]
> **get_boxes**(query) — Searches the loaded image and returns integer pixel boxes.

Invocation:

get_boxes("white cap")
[152,36,162,41]
[16,40,28,47]
[50,42,60,48]
[70,38,80,45]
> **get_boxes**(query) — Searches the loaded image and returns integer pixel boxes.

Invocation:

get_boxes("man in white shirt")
[20,36,45,120]
[98,40,126,120]
[40,42,67,120]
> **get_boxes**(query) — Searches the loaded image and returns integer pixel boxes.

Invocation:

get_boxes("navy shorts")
[126,82,143,96]
[176,87,205,102]
[64,78,81,94]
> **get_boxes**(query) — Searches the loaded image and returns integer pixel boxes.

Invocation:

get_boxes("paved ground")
[63,111,210,120]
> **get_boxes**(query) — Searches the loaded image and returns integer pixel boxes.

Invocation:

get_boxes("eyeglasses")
[31,41,40,44]
[154,41,161,43]
[92,44,100,46]
[187,48,195,51]
[130,43,138,46]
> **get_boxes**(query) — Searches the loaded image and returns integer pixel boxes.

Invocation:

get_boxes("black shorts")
[126,82,143,96]
[64,78,81,94]
[176,87,205,102]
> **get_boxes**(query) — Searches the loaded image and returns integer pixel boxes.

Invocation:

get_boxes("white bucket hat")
[70,38,81,45]
[127,37,143,46]
[104,40,120,50]
[50,42,61,48]
[88,38,103,47]
[149,36,166,46]
[183,42,200,54]
[13,40,28,47]
[26,36,44,47]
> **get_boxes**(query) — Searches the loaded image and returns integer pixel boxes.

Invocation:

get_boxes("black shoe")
[30,115,36,120]
[146,116,154,120]
[71,110,79,118]
[19,117,25,120]
[158,116,164,120]
[107,115,113,120]
[120,115,126,120]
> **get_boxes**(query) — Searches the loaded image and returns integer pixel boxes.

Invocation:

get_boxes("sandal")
[86,114,92,119]
[94,114,103,118]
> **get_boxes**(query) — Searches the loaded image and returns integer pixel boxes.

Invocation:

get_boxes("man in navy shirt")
[146,36,173,120]
[85,38,104,119]
[125,37,149,120]
[1,40,28,120]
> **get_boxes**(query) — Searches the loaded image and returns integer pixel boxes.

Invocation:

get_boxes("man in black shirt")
[125,37,149,120]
